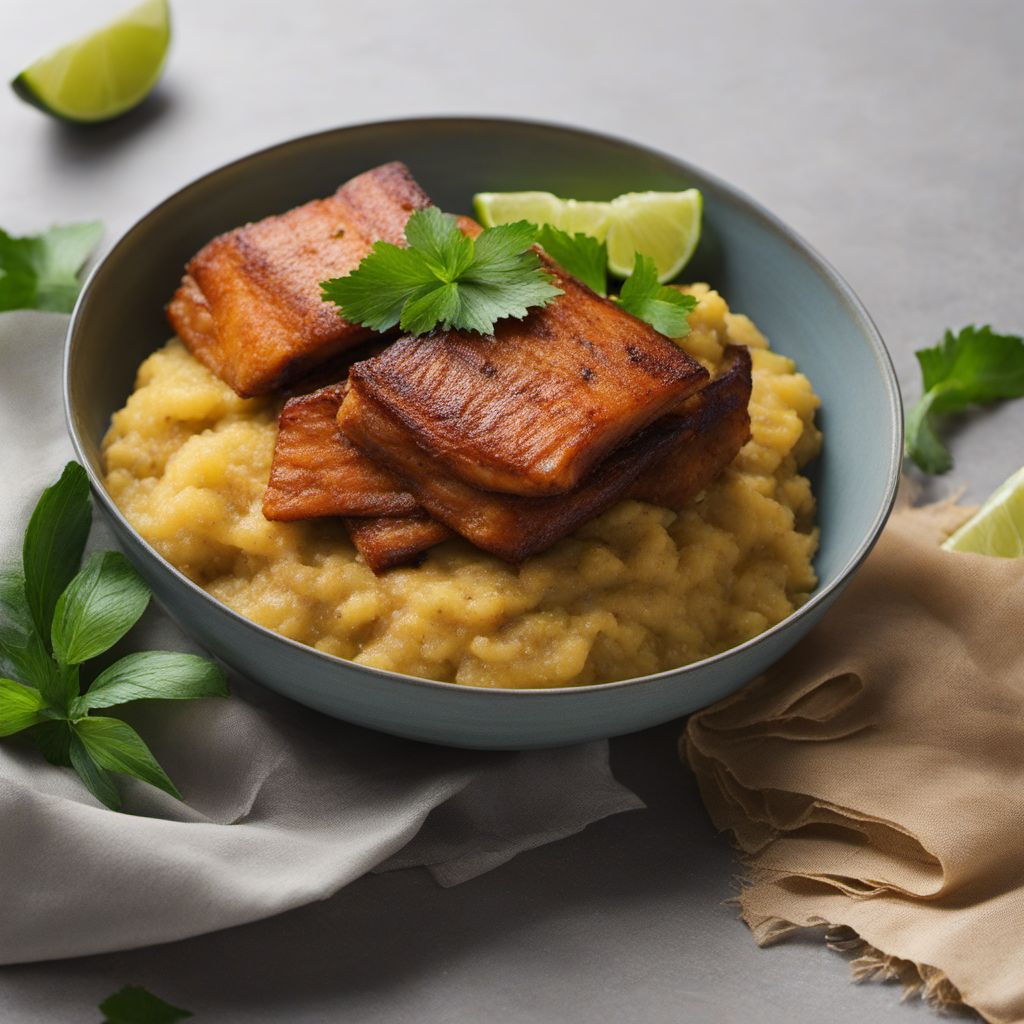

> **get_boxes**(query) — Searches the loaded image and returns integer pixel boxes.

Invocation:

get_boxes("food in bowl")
[102,162,821,689]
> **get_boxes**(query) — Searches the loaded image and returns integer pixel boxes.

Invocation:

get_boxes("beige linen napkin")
[685,488,1024,1023]
[0,311,643,964]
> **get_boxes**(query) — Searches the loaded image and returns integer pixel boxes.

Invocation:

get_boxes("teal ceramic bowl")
[65,117,902,749]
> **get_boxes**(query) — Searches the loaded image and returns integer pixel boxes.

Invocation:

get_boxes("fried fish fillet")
[345,260,710,496]
[263,382,419,521]
[338,348,751,563]
[167,162,432,397]
[344,516,453,573]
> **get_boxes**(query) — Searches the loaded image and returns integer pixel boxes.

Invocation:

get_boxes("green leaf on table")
[321,208,562,336]
[100,985,193,1024]
[536,224,608,296]
[77,651,229,713]
[0,566,62,703]
[69,729,121,809]
[22,461,92,643]
[905,325,1024,474]
[0,678,47,736]
[51,551,150,665]
[0,221,102,313]
[29,718,73,766]
[74,715,182,800]
[617,253,697,338]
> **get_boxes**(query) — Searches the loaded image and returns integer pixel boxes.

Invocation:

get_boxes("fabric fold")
[685,488,1024,1023]
[0,311,643,965]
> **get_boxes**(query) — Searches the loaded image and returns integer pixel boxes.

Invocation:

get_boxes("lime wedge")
[941,466,1024,557]
[11,0,171,124]
[606,190,703,282]
[473,187,703,282]
[474,191,613,239]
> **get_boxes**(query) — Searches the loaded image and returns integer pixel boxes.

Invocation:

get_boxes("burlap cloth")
[685,487,1024,1023]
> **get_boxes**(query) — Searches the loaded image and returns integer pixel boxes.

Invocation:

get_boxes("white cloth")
[0,311,643,964]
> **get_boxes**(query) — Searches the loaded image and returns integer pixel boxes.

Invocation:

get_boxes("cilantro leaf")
[617,254,697,338]
[0,221,102,313]
[536,225,608,296]
[100,986,193,1024]
[322,209,561,336]
[906,325,1024,474]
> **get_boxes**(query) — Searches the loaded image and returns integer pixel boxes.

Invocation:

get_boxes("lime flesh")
[11,0,171,123]
[942,466,1024,557]
[605,190,703,282]
[473,188,702,283]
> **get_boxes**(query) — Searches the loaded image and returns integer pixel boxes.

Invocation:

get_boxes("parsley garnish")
[321,208,562,335]
[100,985,192,1023]
[906,325,1024,474]
[617,253,697,338]
[0,221,102,312]
[535,224,608,296]
[0,463,228,811]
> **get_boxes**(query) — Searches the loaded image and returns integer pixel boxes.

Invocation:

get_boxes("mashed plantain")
[103,286,820,688]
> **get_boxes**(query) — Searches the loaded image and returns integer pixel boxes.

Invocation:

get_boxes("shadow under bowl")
[65,116,902,749]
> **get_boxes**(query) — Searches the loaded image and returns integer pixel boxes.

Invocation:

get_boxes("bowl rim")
[64,113,904,700]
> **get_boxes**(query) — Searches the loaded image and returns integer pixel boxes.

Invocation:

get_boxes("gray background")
[1,0,1021,1020]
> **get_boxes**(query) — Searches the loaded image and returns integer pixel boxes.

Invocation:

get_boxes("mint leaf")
[0,678,47,736]
[536,225,608,296]
[0,567,62,703]
[100,986,192,1024]
[78,651,229,712]
[906,325,1024,474]
[69,729,121,809]
[617,254,697,338]
[322,209,561,336]
[74,716,181,800]
[29,719,73,766]
[0,221,102,313]
[51,551,150,665]
[22,461,92,643]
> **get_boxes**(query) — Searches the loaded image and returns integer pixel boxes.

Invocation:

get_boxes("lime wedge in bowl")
[11,0,171,124]
[474,187,702,283]
[474,191,612,238]
[942,466,1024,557]
[605,190,703,282]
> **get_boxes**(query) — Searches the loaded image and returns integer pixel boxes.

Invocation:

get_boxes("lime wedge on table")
[941,467,1024,557]
[473,188,702,283]
[11,0,171,124]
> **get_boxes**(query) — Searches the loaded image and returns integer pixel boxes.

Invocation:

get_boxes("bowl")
[65,116,902,750]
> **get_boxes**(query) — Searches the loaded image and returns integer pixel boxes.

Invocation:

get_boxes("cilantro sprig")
[321,208,562,336]
[0,221,102,312]
[0,462,229,811]
[906,325,1024,474]
[617,253,697,338]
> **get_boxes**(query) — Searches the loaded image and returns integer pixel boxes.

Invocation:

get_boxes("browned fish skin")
[167,162,432,397]
[344,516,453,573]
[345,260,710,497]
[629,346,752,508]
[263,383,419,521]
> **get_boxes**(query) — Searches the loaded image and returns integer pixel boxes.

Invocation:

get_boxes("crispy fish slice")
[344,516,453,573]
[629,346,752,508]
[263,382,419,521]
[168,162,432,397]
[338,349,751,563]
[345,260,710,496]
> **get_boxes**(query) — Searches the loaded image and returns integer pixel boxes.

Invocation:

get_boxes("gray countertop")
[1,0,1021,1019]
